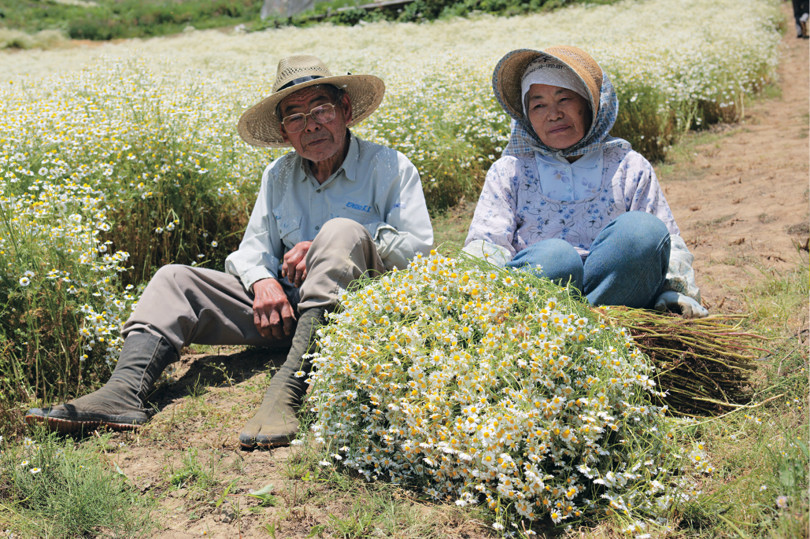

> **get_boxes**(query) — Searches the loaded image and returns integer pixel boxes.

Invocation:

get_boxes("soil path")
[660,11,809,314]
[112,8,808,538]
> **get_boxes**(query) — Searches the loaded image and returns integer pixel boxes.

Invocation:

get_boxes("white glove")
[654,291,709,319]
[461,239,511,267]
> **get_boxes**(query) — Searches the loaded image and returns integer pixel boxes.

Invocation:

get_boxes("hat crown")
[272,55,334,93]
[492,46,603,125]
[238,54,385,148]
[543,46,602,99]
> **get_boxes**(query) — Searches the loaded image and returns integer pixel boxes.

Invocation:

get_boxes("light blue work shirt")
[225,133,433,292]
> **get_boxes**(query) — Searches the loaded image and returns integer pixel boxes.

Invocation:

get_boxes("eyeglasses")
[281,102,337,133]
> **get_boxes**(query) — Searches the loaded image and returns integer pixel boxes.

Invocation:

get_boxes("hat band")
[277,75,325,92]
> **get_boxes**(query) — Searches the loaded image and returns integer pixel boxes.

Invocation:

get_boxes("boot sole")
[239,435,295,450]
[25,413,142,434]
[239,442,291,450]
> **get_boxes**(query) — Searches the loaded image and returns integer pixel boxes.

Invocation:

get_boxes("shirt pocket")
[274,212,303,247]
[333,199,378,225]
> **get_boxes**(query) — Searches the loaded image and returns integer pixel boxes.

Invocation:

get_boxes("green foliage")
[1,0,261,42]
[0,0,608,42]
[0,180,136,433]
[0,61,258,430]
[103,135,251,285]
[309,0,621,24]
[612,82,694,162]
[0,431,154,537]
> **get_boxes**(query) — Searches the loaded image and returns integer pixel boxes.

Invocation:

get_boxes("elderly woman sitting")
[464,46,707,318]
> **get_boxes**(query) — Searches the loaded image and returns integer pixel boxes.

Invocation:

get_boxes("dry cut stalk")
[597,307,766,416]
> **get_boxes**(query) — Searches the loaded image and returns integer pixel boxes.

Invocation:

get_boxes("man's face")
[279,86,353,163]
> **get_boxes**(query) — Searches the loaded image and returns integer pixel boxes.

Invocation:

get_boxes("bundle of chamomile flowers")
[307,252,701,533]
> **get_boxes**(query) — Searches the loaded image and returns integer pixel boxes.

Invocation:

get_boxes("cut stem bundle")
[597,307,766,416]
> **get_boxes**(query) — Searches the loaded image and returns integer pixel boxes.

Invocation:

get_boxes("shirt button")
[315,225,320,231]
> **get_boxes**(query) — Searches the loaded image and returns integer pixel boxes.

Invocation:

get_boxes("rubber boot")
[239,308,327,449]
[25,332,177,433]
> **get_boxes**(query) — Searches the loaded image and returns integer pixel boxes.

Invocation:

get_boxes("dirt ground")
[100,9,808,539]
[660,17,809,315]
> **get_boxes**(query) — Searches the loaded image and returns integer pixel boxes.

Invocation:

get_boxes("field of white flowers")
[0,0,781,427]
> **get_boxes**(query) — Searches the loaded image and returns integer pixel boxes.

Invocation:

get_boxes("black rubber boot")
[25,332,178,433]
[239,308,327,449]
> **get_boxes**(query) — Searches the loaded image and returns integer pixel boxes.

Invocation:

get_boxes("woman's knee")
[614,211,668,235]
[602,211,669,255]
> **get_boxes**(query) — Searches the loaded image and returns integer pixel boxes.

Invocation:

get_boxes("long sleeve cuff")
[366,222,432,271]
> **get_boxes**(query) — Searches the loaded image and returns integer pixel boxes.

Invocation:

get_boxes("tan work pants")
[123,218,387,352]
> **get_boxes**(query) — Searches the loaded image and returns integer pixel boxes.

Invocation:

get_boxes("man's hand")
[281,241,312,287]
[252,278,296,339]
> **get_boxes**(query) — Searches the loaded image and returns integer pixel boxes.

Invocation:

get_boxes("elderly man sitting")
[27,55,434,449]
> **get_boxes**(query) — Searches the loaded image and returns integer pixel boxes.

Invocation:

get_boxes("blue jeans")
[505,211,670,308]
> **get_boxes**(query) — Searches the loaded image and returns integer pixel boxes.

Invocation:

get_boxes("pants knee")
[149,264,192,288]
[311,218,371,252]
[607,212,669,256]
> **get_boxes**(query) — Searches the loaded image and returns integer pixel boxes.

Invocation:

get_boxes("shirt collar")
[340,132,360,182]
[537,148,602,168]
[294,130,359,185]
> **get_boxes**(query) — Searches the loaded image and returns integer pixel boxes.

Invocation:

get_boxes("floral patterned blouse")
[464,144,679,260]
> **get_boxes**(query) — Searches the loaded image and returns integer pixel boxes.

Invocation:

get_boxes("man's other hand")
[281,241,312,287]
[252,278,296,339]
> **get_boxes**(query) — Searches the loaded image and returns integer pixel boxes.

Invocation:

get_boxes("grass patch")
[0,429,155,537]
[163,447,248,527]
[275,438,495,537]
[744,258,809,332]
[638,259,808,537]
[430,200,477,251]
[168,447,221,491]
[0,28,68,50]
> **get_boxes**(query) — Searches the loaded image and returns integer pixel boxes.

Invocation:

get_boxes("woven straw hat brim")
[237,74,385,148]
[492,47,602,123]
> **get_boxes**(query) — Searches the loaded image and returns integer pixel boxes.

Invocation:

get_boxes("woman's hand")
[654,291,709,319]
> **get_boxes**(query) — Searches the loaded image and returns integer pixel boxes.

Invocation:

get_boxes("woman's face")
[525,84,591,150]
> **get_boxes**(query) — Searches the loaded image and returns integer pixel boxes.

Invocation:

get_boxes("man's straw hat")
[492,46,602,122]
[238,54,385,148]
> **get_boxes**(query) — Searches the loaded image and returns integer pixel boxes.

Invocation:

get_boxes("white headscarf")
[521,57,589,116]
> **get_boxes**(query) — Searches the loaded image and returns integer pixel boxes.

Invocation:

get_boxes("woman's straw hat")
[492,46,602,122]
[238,54,385,148]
